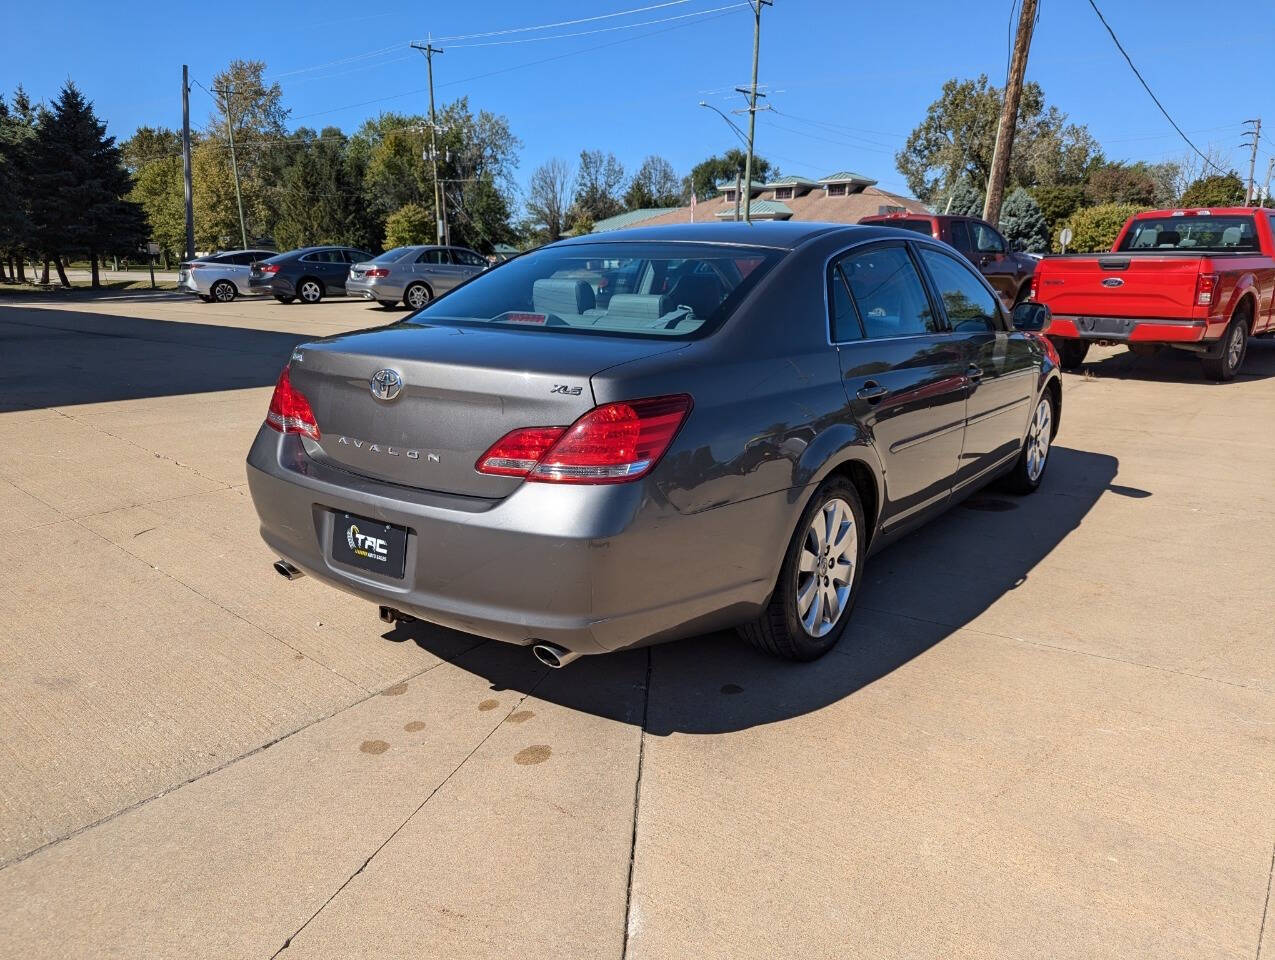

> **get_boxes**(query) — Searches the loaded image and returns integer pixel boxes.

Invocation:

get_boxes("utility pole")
[182,66,194,260]
[411,41,448,245]
[1262,156,1274,207]
[1242,118,1261,205]
[735,0,772,224]
[213,85,249,250]
[734,172,742,222]
[983,0,1038,226]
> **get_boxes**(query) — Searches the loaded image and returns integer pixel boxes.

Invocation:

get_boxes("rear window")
[1118,215,1258,252]
[406,242,781,339]
[881,219,934,236]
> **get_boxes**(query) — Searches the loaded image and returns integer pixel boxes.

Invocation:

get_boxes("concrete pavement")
[0,291,1272,958]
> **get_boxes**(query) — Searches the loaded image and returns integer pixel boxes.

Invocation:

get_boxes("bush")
[1056,203,1148,253]
[1029,185,1084,232]
[999,188,1050,253]
[384,203,433,249]
[1179,172,1245,207]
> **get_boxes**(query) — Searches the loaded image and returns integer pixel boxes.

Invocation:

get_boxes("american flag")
[690,192,697,223]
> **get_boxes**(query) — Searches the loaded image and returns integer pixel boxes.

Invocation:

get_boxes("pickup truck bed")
[1031,208,1275,380]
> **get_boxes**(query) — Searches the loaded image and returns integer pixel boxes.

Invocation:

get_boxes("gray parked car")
[346,244,489,309]
[248,245,373,304]
[247,222,1061,667]
[178,249,277,302]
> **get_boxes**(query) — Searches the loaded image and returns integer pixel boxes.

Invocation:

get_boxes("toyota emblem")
[370,368,403,401]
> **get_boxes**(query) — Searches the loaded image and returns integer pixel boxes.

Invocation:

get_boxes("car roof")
[552,221,910,251]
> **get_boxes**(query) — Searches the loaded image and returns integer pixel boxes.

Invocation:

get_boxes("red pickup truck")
[1029,207,1275,380]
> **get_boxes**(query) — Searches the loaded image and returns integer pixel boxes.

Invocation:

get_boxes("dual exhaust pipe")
[273,560,581,668]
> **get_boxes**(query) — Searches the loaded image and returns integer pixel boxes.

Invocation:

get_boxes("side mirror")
[1012,301,1050,332]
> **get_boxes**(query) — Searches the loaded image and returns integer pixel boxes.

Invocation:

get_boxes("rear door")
[916,244,1035,488]
[413,248,457,293]
[1035,255,1203,322]
[832,241,967,527]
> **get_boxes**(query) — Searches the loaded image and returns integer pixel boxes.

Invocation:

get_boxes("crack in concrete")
[271,669,549,956]
[620,647,653,960]
[0,641,485,872]
[1258,836,1275,959]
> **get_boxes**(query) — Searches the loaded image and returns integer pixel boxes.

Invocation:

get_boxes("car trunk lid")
[290,322,686,498]
[1036,254,1204,318]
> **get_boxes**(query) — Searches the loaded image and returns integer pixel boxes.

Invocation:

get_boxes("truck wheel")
[1052,338,1089,370]
[738,477,866,661]
[1201,310,1250,381]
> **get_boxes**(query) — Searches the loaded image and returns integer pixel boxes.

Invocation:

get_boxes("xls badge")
[346,523,388,562]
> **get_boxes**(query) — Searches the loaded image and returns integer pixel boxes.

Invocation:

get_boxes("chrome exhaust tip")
[531,642,581,669]
[274,560,304,580]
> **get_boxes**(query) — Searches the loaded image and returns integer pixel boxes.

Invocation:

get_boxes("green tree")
[1082,161,1176,207]
[122,126,185,266]
[1179,172,1245,207]
[27,81,145,287]
[686,149,775,200]
[384,203,433,248]
[624,155,684,210]
[1058,203,1148,253]
[998,188,1050,253]
[935,180,983,215]
[0,89,38,281]
[273,127,373,251]
[1029,185,1084,233]
[570,149,625,224]
[896,75,1101,203]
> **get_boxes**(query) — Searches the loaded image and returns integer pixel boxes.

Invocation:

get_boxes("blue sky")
[3,0,1272,201]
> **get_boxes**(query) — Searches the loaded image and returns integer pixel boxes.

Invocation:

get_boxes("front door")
[915,244,1036,488]
[832,242,967,528]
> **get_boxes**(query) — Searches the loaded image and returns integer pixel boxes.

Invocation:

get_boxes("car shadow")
[1075,336,1275,384]
[385,446,1126,736]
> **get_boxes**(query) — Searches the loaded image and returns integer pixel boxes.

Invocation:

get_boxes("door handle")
[855,381,887,402]
[967,363,984,382]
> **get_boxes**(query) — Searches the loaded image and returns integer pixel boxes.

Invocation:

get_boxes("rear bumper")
[346,277,405,301]
[251,276,291,296]
[1046,315,1213,344]
[245,428,794,656]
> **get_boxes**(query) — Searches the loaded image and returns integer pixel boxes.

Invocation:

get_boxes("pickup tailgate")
[1036,254,1202,318]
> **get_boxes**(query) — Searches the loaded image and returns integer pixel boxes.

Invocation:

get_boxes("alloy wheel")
[213,281,234,303]
[795,497,857,638]
[1227,323,1245,372]
[300,281,321,303]
[1027,396,1052,482]
[407,284,429,309]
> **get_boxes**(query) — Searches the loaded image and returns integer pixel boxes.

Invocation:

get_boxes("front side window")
[970,222,1006,254]
[838,244,939,339]
[407,241,779,339]
[1118,215,1257,252]
[919,247,999,333]
[451,248,487,267]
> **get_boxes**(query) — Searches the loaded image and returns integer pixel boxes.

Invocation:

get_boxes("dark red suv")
[857,213,1037,307]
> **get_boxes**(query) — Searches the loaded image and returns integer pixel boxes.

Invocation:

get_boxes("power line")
[445,3,747,49]
[291,6,740,121]
[768,108,901,148]
[430,0,695,42]
[268,44,404,80]
[1085,0,1226,175]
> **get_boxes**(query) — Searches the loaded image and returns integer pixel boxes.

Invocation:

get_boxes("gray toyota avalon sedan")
[247,222,1061,667]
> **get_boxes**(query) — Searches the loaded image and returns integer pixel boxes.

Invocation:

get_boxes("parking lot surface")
[1,291,1273,958]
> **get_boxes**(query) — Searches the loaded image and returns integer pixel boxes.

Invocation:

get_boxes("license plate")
[1076,316,1135,337]
[331,512,408,578]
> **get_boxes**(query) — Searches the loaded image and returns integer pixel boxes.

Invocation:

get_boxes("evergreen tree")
[273,127,372,250]
[27,82,145,287]
[999,188,1050,253]
[0,87,39,282]
[937,181,983,216]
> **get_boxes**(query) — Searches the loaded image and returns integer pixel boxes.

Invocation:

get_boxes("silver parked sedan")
[346,245,488,309]
[248,222,1062,668]
[178,249,277,302]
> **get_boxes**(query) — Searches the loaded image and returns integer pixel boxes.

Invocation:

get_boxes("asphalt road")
[1,291,1273,959]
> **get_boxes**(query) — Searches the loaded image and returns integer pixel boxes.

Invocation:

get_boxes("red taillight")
[1196,272,1218,306]
[475,395,692,484]
[365,268,389,278]
[265,365,320,440]
[259,263,280,275]
[1029,280,1037,301]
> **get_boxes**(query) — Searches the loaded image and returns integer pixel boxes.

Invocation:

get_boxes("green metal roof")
[714,199,794,219]
[819,171,878,185]
[591,207,679,232]
[765,176,818,188]
[715,179,766,192]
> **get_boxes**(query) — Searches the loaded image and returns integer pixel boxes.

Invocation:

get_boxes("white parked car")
[178,249,277,303]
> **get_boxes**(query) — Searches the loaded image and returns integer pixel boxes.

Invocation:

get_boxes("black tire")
[210,279,236,303]
[297,277,323,304]
[376,299,398,309]
[1003,388,1057,494]
[1201,307,1250,382]
[198,294,213,303]
[738,476,866,661]
[403,282,432,310]
[274,295,295,304]
[1052,337,1089,370]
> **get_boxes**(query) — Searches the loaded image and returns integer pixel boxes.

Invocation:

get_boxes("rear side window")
[829,266,862,341]
[301,250,336,263]
[948,220,973,254]
[839,244,940,339]
[919,248,999,333]
[417,249,448,265]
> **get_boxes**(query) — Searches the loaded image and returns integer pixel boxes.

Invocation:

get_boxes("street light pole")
[737,0,771,223]
[213,85,249,250]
